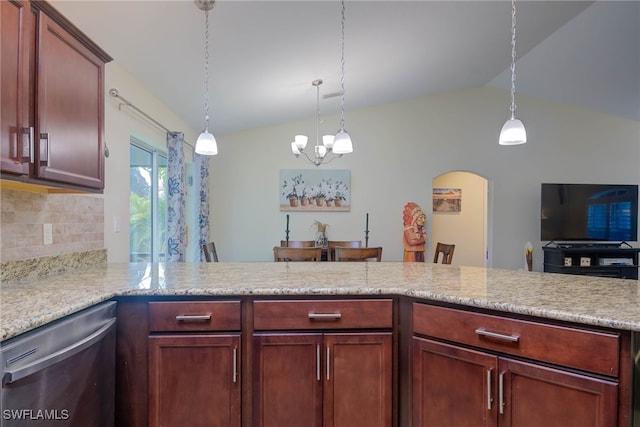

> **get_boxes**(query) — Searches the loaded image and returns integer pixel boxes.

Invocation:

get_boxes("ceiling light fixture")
[291,79,342,166]
[499,0,527,146]
[290,0,353,166]
[194,0,218,156]
[332,0,353,155]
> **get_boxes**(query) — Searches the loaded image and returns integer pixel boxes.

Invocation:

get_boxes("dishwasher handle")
[3,318,116,385]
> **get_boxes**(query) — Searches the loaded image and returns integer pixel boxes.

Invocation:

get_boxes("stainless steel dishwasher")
[1,301,116,426]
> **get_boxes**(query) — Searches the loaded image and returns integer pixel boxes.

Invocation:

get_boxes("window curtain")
[193,152,210,261]
[166,132,186,262]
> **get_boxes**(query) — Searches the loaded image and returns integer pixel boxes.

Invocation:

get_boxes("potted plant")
[333,180,349,207]
[281,174,304,207]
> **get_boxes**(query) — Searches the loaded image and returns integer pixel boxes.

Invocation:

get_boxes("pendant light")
[194,0,218,155]
[332,0,353,154]
[499,0,527,145]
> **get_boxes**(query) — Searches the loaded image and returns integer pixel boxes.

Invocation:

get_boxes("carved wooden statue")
[402,202,427,262]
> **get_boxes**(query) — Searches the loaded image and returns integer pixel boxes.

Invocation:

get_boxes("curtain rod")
[108,88,194,150]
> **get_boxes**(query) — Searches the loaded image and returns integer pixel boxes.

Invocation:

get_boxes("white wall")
[210,86,640,270]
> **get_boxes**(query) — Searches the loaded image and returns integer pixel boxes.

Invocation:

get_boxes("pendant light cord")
[509,0,517,120]
[339,0,346,130]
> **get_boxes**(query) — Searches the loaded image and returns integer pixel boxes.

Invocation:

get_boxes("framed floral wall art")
[280,169,351,211]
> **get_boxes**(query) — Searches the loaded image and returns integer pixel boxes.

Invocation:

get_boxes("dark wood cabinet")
[252,333,323,427]
[542,245,640,280]
[148,301,242,427]
[1,0,32,176]
[412,337,617,427]
[253,332,392,427]
[412,303,621,427]
[252,299,393,427]
[0,0,111,191]
[149,334,241,427]
[501,357,617,427]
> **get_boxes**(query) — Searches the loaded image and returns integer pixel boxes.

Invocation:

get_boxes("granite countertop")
[2,262,640,341]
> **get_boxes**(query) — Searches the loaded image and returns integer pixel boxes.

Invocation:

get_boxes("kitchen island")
[1,262,639,427]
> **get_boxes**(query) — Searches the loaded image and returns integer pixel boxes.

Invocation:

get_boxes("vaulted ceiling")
[50,1,640,135]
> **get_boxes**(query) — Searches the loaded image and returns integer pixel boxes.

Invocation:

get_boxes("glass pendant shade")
[195,129,218,155]
[332,129,353,154]
[322,135,335,150]
[294,135,308,151]
[499,118,527,145]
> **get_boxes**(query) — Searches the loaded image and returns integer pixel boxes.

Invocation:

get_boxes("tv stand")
[542,244,640,280]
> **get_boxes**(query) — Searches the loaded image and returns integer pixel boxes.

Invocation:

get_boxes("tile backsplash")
[0,189,104,263]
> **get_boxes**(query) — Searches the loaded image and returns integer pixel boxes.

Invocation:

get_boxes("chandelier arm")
[320,153,344,165]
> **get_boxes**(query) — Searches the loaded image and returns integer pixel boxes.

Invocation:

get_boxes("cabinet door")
[0,0,32,176]
[412,337,498,427]
[324,332,393,427]
[35,12,105,189]
[253,333,323,427]
[500,358,618,427]
[148,334,240,427]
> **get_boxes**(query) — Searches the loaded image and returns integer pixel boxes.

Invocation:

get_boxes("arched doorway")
[431,171,489,267]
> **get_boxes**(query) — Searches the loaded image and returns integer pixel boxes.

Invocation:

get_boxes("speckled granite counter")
[1,262,639,341]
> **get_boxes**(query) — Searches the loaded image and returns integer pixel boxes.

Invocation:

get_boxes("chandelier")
[291,0,353,166]
[291,79,343,166]
[499,0,527,145]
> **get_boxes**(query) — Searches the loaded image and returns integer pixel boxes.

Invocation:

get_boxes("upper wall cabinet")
[0,0,112,192]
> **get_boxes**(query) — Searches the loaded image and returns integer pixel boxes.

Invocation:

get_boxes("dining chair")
[280,240,316,248]
[202,242,219,262]
[433,242,455,264]
[327,240,362,261]
[273,246,323,262]
[334,246,382,262]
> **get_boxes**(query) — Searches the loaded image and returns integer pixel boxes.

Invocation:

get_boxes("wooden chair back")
[202,242,219,262]
[280,240,316,248]
[273,246,323,262]
[327,240,362,261]
[433,242,455,264]
[334,246,382,262]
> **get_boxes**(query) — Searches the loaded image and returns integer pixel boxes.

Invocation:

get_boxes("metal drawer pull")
[308,312,342,320]
[486,368,493,410]
[499,371,505,415]
[316,345,321,381]
[39,133,49,166]
[232,348,238,383]
[475,328,520,343]
[175,314,212,322]
[326,346,331,380]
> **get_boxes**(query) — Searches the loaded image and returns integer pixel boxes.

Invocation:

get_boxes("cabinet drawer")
[413,303,620,376]
[149,301,241,332]
[254,299,393,330]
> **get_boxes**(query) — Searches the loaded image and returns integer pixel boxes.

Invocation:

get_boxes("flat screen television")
[541,183,638,242]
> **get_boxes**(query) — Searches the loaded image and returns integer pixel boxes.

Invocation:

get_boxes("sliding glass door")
[130,141,167,262]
